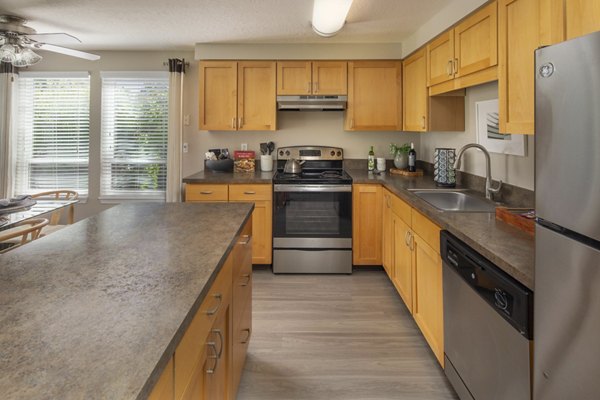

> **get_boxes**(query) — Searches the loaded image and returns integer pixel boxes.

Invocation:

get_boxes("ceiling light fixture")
[312,0,353,37]
[0,33,42,67]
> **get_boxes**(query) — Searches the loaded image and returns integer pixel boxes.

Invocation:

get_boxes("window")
[14,72,90,196]
[100,71,169,201]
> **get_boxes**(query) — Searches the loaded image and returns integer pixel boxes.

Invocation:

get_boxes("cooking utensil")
[260,143,268,155]
[283,158,305,174]
[267,142,275,155]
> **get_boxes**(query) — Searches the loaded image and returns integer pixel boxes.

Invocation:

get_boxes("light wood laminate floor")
[237,267,458,400]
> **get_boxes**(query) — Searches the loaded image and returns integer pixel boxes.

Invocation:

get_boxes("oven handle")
[274,184,352,192]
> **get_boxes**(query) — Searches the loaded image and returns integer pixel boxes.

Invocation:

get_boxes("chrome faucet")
[454,143,502,200]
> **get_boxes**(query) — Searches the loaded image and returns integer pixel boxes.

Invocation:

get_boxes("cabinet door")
[454,1,498,78]
[392,215,413,313]
[413,234,444,367]
[346,61,402,131]
[199,61,237,130]
[566,0,600,40]
[402,48,428,132]
[276,61,312,95]
[312,61,347,95]
[203,307,231,400]
[427,30,455,86]
[381,189,394,277]
[238,61,276,131]
[352,184,383,265]
[498,0,540,134]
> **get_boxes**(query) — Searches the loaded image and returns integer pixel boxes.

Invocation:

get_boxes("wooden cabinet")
[150,219,252,400]
[345,61,402,131]
[565,0,600,40]
[498,0,542,134]
[186,183,273,265]
[352,184,382,265]
[379,188,444,366]
[402,48,466,132]
[200,61,276,131]
[427,1,498,95]
[276,61,347,95]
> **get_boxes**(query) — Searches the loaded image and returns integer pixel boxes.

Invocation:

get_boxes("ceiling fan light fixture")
[0,43,17,63]
[312,0,353,37]
[20,47,42,65]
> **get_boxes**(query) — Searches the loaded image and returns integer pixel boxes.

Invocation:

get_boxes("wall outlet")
[182,142,189,153]
[183,115,190,126]
[241,143,248,150]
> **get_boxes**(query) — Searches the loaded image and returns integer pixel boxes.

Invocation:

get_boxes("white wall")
[420,82,534,190]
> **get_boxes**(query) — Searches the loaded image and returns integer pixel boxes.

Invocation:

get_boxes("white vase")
[393,153,408,169]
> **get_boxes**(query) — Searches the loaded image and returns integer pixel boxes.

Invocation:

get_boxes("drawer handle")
[241,328,251,344]
[200,191,213,195]
[210,328,224,358]
[205,293,222,316]
[240,273,251,286]
[454,58,458,75]
[205,342,218,374]
[447,60,453,76]
[243,191,256,195]
[238,234,251,245]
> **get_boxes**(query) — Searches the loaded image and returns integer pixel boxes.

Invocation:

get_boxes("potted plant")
[390,143,411,169]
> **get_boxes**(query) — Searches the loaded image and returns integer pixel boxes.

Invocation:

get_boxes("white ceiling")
[0,0,454,51]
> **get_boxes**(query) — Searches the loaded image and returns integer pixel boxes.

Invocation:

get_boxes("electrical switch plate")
[182,143,188,153]
[241,143,248,150]
[183,115,190,126]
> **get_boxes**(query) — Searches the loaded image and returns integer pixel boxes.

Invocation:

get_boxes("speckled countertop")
[183,169,274,184]
[0,202,253,400]
[348,169,534,290]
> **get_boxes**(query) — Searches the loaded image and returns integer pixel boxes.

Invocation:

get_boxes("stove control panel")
[276,146,344,161]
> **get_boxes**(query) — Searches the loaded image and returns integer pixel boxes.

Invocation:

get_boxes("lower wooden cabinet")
[352,184,383,265]
[186,183,273,265]
[378,186,445,366]
[150,219,252,400]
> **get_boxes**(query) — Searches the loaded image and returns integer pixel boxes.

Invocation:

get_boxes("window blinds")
[14,72,90,196]
[100,72,169,200]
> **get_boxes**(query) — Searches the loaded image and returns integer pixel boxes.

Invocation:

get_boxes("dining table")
[0,199,79,231]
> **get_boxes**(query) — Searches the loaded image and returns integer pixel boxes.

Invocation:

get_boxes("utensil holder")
[260,155,273,172]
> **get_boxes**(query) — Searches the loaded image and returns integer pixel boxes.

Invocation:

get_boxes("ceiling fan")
[0,15,100,67]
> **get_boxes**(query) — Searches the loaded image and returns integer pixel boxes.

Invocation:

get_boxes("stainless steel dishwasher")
[441,231,533,400]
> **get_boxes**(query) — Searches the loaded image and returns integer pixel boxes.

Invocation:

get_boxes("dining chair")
[31,190,79,233]
[0,218,49,254]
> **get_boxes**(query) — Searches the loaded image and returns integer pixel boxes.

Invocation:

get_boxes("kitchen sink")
[409,189,497,213]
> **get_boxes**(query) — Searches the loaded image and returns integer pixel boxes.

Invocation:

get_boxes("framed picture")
[476,99,527,156]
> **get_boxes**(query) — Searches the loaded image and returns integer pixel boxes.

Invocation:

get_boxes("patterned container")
[434,148,456,187]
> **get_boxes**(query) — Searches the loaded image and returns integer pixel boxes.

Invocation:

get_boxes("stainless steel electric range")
[272,146,352,274]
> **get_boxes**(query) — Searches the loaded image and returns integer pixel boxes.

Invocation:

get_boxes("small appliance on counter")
[272,146,352,274]
[434,148,456,187]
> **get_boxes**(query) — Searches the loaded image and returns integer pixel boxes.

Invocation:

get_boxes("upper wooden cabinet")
[565,0,600,40]
[276,61,347,95]
[345,61,402,131]
[199,61,276,131]
[403,48,465,133]
[498,0,542,134]
[427,1,498,95]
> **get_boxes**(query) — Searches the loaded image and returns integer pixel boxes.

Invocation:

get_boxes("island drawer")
[185,184,228,202]
[229,184,272,201]
[174,258,232,399]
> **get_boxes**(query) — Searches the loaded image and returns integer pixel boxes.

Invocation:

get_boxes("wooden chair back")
[0,218,49,254]
[31,190,79,225]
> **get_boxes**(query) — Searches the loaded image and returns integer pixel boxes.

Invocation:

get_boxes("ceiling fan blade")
[26,33,81,45]
[30,42,100,61]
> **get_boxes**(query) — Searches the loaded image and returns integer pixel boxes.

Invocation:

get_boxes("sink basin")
[410,189,497,212]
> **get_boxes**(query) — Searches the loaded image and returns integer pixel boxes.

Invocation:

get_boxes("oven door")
[273,184,352,246]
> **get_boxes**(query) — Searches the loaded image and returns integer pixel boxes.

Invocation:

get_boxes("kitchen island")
[0,202,253,400]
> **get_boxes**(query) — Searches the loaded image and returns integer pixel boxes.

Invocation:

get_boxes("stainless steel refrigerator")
[534,30,600,400]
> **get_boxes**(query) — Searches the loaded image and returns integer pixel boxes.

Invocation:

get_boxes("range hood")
[277,95,347,111]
